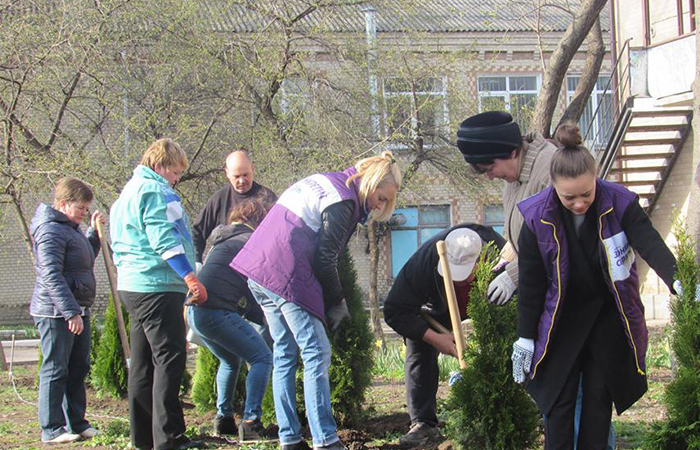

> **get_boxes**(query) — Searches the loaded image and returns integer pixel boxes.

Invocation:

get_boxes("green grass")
[372,340,461,381]
[83,419,130,448]
[613,420,649,450]
[646,325,672,369]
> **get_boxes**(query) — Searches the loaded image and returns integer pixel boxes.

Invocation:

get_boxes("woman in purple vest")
[511,124,677,449]
[232,152,401,450]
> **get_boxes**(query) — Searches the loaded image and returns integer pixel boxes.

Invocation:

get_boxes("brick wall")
[637,132,697,320]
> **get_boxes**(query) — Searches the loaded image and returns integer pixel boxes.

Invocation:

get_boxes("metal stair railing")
[580,38,633,175]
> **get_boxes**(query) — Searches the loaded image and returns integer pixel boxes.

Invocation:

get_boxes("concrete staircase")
[603,99,692,213]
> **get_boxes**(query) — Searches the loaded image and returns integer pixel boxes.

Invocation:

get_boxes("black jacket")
[192,182,277,262]
[518,196,675,414]
[195,223,264,324]
[30,203,100,319]
[312,200,357,307]
[384,223,506,341]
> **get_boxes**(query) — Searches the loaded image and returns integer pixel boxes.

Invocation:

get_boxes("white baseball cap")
[437,228,482,282]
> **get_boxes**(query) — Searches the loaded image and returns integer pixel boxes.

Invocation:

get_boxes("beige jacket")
[502,132,558,286]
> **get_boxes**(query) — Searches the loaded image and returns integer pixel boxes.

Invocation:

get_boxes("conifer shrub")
[644,219,700,449]
[91,297,130,398]
[190,339,251,413]
[87,318,102,388]
[261,249,374,428]
[191,346,219,412]
[445,244,540,449]
[327,248,375,426]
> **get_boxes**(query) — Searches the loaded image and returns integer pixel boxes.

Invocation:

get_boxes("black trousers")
[120,291,187,450]
[545,346,612,450]
[405,337,440,427]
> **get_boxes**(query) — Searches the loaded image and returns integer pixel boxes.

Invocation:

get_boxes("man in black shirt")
[192,150,277,264]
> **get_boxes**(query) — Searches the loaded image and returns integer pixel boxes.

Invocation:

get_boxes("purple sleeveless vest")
[517,179,648,379]
[231,167,364,321]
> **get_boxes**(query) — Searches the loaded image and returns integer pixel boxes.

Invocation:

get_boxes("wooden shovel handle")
[436,240,467,369]
[96,221,131,362]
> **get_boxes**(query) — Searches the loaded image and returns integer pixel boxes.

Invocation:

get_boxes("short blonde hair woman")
[232,152,401,450]
[109,138,204,450]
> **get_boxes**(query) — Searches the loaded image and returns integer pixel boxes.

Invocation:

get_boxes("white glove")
[673,280,700,301]
[195,262,203,274]
[326,299,350,331]
[511,337,534,384]
[448,371,462,387]
[487,271,516,305]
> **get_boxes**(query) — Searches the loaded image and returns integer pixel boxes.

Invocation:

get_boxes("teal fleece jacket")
[109,165,196,293]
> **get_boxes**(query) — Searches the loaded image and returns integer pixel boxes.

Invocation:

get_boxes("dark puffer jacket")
[195,222,264,325]
[30,203,100,319]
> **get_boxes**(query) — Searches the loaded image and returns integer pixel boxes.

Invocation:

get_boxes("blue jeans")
[34,316,92,441]
[248,280,338,447]
[187,306,272,420]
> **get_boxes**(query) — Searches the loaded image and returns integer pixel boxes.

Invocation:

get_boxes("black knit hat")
[457,111,522,164]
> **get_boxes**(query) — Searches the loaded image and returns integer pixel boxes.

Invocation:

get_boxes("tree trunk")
[367,220,386,349]
[557,17,605,131]
[530,0,609,137]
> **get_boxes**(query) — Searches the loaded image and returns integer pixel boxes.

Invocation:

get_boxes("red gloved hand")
[184,273,208,305]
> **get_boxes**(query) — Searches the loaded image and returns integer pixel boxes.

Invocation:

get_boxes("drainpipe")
[363,5,381,143]
[120,50,130,155]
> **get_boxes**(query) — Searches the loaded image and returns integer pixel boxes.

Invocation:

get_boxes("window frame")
[388,204,452,279]
[477,74,541,130]
[565,74,614,152]
[381,76,449,150]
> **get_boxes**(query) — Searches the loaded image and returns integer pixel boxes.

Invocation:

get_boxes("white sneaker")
[79,427,99,439]
[43,432,81,444]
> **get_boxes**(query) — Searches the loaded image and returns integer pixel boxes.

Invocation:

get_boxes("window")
[390,205,451,278]
[566,75,614,152]
[280,77,312,118]
[484,204,505,236]
[383,77,448,148]
[478,75,539,130]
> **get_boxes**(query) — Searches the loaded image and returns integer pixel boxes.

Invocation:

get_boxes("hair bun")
[555,122,583,149]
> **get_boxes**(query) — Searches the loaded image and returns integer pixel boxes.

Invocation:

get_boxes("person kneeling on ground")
[384,225,505,447]
[186,197,276,444]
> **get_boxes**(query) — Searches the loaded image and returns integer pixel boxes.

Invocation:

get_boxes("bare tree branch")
[558,17,604,128]
[530,0,608,136]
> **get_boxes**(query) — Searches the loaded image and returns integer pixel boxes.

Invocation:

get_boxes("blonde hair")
[347,151,402,221]
[53,177,93,208]
[140,138,188,172]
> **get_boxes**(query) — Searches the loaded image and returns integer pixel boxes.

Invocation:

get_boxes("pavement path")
[0,319,669,368]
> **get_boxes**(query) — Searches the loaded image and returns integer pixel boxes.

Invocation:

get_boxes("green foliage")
[87,318,102,388]
[84,419,131,447]
[644,218,700,449]
[191,346,220,412]
[180,367,192,397]
[91,297,130,398]
[372,340,460,381]
[327,249,375,427]
[445,243,540,449]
